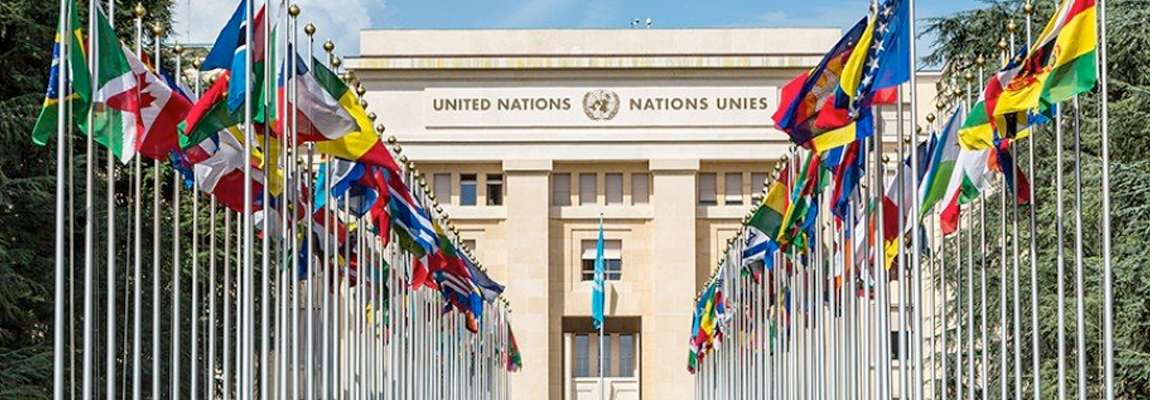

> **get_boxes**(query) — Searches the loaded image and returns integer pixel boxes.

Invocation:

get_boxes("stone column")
[502,159,558,399]
[641,159,698,400]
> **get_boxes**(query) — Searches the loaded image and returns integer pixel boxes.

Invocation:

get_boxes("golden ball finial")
[288,4,300,17]
[406,160,415,170]
[356,85,367,97]
[926,113,936,123]
[173,43,184,55]
[133,3,146,18]
[398,154,408,164]
[323,40,335,53]
[368,112,377,122]
[903,136,911,145]
[152,23,165,37]
[304,23,316,36]
[882,154,891,164]
[997,38,1008,51]
[916,125,924,134]
[358,98,368,108]
[1007,20,1018,33]
[976,54,986,67]
[935,101,945,111]
[330,56,341,68]
[393,143,403,153]
[375,124,385,134]
[1023,2,1035,15]
[963,71,974,83]
[780,154,790,163]
[192,58,202,69]
[386,135,397,145]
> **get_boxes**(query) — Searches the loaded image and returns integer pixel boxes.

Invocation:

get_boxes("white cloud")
[171,0,378,55]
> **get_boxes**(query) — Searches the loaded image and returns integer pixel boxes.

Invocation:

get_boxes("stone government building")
[347,28,939,400]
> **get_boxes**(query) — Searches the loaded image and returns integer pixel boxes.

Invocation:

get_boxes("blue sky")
[175,0,986,61]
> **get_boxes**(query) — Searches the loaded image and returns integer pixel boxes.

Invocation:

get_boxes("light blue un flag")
[592,219,605,330]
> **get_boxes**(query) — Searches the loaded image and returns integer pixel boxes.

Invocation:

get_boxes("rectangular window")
[579,173,598,206]
[698,173,717,206]
[574,334,590,377]
[460,174,477,206]
[631,173,649,205]
[617,334,635,377]
[581,240,622,281]
[486,174,503,206]
[725,173,743,205]
[605,173,623,205]
[434,173,452,205]
[751,172,768,202]
[553,173,572,206]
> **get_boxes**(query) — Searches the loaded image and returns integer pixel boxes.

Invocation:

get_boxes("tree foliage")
[924,0,1150,398]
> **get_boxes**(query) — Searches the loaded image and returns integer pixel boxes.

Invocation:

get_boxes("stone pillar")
[502,159,558,399]
[641,159,698,400]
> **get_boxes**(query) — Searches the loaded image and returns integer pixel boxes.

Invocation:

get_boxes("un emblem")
[582,89,620,121]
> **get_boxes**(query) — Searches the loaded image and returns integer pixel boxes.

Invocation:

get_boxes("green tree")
[923,0,1150,398]
[0,1,181,398]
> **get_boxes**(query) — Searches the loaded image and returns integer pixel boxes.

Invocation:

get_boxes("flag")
[122,47,192,161]
[747,162,791,243]
[508,324,522,372]
[464,256,505,303]
[919,105,964,218]
[778,151,822,249]
[184,129,266,213]
[592,218,605,330]
[939,148,995,234]
[383,170,438,256]
[32,0,90,146]
[773,18,867,146]
[995,0,1097,117]
[183,71,239,148]
[838,0,910,116]
[312,96,398,172]
[960,49,1027,149]
[740,225,773,281]
[276,54,361,143]
[201,0,267,112]
[831,140,865,218]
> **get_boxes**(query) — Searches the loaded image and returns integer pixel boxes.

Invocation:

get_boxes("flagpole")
[241,2,256,400]
[303,21,316,400]
[974,54,988,400]
[224,209,233,400]
[172,40,184,400]
[127,6,145,400]
[209,195,218,400]
[186,46,201,400]
[1071,93,1085,400]
[1098,0,1115,396]
[53,0,69,397]
[598,213,605,400]
[151,24,163,400]
[82,0,96,399]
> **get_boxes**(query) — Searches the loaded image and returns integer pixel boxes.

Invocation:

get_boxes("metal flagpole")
[209,197,218,400]
[172,42,183,400]
[1071,93,1085,400]
[1097,0,1115,397]
[974,54,989,400]
[1006,21,1023,400]
[304,21,316,400]
[1019,6,1043,400]
[53,0,69,398]
[106,3,118,397]
[963,72,976,400]
[241,2,256,400]
[288,12,301,400]
[259,2,273,397]
[82,0,96,398]
[152,25,163,400]
[1054,37,1069,400]
[224,210,233,400]
[190,54,201,400]
[131,7,144,400]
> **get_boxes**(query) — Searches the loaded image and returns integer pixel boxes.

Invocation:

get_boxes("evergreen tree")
[923,0,1150,397]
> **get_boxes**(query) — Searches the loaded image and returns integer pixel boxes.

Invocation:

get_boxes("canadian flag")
[104,45,191,162]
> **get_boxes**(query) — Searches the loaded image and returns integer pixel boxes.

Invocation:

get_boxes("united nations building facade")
[348,28,939,400]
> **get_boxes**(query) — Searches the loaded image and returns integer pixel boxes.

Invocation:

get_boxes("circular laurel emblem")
[582,89,620,121]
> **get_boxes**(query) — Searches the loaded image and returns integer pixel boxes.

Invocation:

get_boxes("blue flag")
[592,218,605,330]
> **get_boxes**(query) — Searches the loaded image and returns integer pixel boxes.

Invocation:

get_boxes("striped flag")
[277,54,361,143]
[996,0,1097,117]
[31,0,89,146]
